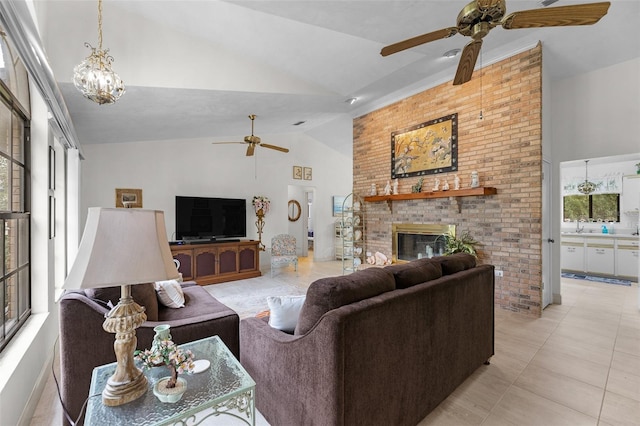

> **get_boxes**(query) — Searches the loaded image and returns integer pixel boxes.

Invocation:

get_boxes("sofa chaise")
[240,253,495,426]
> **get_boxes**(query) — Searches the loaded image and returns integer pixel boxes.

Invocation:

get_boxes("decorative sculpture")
[432,177,440,191]
[384,180,392,195]
[392,179,398,195]
[454,174,461,190]
[470,171,479,188]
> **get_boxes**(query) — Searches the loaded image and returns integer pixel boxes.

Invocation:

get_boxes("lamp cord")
[51,336,100,426]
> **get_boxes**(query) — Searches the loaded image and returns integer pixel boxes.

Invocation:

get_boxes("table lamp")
[63,207,180,406]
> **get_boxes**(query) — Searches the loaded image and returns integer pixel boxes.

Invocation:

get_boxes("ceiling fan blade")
[453,39,482,86]
[246,144,255,156]
[380,27,458,57]
[261,143,290,153]
[501,2,610,30]
[212,141,244,145]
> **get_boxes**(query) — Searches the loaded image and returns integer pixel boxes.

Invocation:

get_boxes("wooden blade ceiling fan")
[381,0,610,85]
[212,115,289,156]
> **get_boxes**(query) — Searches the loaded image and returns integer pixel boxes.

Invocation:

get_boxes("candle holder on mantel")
[252,195,270,251]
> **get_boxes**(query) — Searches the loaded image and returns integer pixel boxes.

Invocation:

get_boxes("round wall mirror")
[288,199,301,222]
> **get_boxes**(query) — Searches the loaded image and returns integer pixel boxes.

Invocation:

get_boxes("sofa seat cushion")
[86,283,159,321]
[158,286,234,322]
[294,267,395,335]
[433,253,477,275]
[384,259,443,289]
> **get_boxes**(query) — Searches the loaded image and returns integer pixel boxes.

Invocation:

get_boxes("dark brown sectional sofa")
[240,253,495,426]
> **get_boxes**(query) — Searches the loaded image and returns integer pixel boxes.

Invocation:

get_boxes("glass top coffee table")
[86,336,255,425]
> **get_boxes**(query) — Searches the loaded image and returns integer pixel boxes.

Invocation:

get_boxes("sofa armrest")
[240,316,344,426]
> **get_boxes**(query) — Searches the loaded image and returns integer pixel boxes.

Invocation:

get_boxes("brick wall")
[354,45,543,316]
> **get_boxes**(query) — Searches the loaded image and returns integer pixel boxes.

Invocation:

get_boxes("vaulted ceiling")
[32,1,640,146]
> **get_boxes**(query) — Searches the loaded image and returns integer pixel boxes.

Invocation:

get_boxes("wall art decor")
[293,166,302,180]
[332,195,346,216]
[391,113,458,179]
[115,188,143,208]
[303,167,312,180]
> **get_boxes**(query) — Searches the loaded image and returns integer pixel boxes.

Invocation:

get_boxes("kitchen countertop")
[561,232,639,238]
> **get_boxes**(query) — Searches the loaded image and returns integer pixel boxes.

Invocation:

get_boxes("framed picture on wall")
[391,113,458,179]
[115,188,143,208]
[303,167,312,180]
[332,195,346,216]
[293,166,302,180]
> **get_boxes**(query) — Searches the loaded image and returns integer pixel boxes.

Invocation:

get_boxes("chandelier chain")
[97,0,103,50]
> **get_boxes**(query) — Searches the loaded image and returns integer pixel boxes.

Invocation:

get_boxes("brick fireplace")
[353,45,544,316]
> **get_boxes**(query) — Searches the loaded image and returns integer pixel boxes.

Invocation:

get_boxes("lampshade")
[64,208,179,290]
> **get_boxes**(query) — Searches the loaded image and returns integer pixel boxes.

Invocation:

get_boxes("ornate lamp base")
[101,284,148,406]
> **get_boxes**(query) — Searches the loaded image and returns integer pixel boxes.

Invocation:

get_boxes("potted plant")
[635,162,640,174]
[135,339,195,403]
[444,231,479,258]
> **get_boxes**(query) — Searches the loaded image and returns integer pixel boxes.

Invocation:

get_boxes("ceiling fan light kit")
[73,0,125,105]
[381,0,610,86]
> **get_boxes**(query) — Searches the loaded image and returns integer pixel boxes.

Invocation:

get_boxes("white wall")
[80,130,352,264]
[549,57,640,303]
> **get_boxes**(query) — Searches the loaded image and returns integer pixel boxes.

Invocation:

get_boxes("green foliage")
[444,231,479,258]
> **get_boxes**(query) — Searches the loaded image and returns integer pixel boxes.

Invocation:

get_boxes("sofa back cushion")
[384,259,443,289]
[294,267,395,335]
[433,253,476,275]
[86,283,159,321]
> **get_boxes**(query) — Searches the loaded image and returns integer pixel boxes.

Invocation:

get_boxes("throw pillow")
[155,280,185,308]
[86,283,159,321]
[267,295,306,333]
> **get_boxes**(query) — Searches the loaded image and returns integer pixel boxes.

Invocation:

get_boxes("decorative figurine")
[454,174,461,190]
[411,177,424,193]
[432,177,440,191]
[392,179,398,195]
[470,171,479,188]
[370,183,377,196]
[384,180,392,195]
[442,179,449,191]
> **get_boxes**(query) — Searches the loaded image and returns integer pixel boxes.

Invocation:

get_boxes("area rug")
[561,272,632,286]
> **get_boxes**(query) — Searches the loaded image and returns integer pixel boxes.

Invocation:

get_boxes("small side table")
[85,336,256,425]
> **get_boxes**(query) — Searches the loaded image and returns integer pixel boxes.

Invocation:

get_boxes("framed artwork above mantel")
[391,113,458,179]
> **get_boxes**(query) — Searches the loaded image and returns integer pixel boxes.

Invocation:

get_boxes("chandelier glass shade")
[577,160,596,195]
[73,0,125,105]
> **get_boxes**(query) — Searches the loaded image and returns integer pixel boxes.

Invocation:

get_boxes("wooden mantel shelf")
[364,187,497,213]
[364,187,497,202]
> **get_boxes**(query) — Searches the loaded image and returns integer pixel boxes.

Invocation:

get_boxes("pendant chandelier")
[577,159,596,195]
[73,0,125,105]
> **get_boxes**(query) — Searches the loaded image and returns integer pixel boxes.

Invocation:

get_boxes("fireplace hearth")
[392,223,455,263]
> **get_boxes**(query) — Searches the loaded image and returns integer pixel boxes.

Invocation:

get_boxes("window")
[563,194,620,223]
[0,33,30,352]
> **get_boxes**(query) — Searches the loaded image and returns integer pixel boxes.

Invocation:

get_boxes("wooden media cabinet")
[170,240,261,285]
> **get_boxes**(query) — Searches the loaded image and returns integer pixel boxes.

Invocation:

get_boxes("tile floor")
[30,258,640,425]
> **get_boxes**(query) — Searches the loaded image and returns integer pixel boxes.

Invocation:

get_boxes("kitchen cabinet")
[586,238,615,275]
[561,236,585,272]
[616,238,639,278]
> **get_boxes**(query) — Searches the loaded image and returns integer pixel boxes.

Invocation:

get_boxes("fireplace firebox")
[392,223,455,263]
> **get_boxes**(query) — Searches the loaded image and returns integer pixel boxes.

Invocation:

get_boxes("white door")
[542,160,553,308]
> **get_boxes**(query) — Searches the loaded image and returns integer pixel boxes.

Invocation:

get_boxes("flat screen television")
[175,196,246,241]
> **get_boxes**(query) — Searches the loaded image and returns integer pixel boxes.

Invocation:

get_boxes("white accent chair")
[270,234,298,277]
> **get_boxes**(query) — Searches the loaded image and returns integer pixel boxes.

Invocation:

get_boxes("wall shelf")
[364,187,497,213]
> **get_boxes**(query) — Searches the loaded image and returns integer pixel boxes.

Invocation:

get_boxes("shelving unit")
[339,193,365,274]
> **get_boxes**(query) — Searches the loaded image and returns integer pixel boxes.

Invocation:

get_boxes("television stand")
[170,240,261,285]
